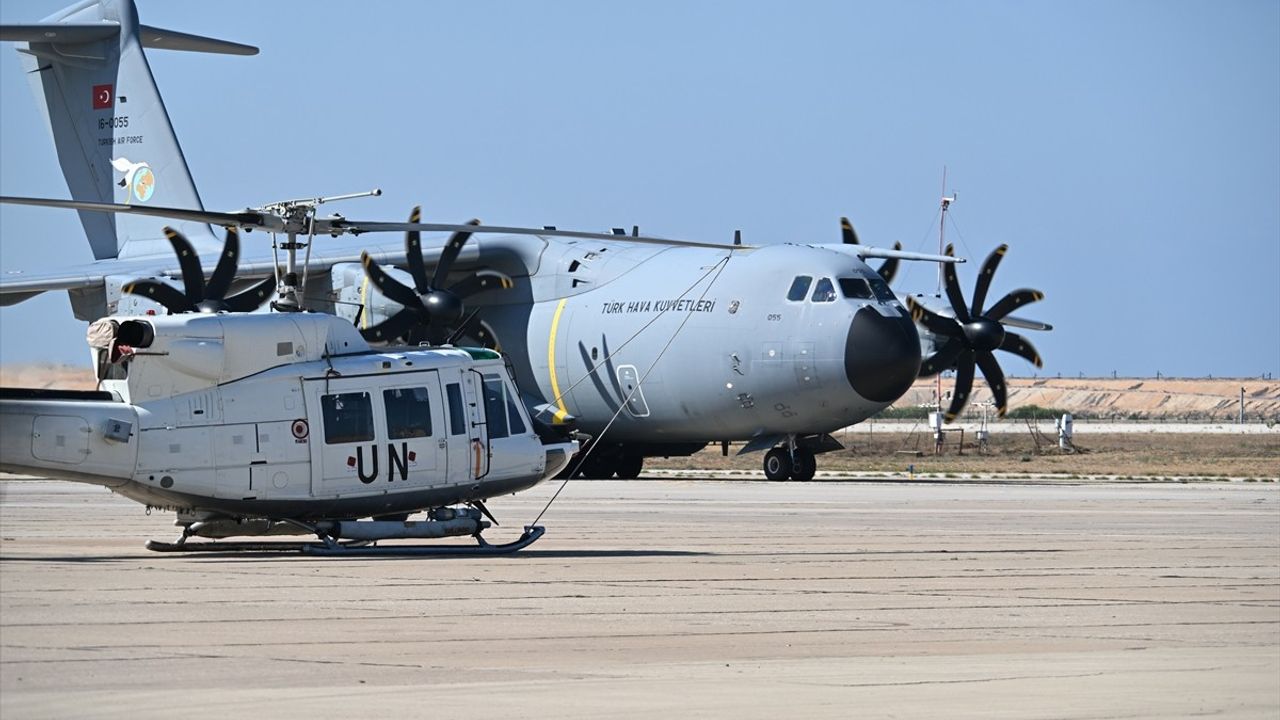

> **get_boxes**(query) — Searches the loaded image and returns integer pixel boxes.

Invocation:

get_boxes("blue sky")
[1,0,1277,377]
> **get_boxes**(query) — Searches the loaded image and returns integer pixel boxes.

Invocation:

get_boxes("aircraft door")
[379,375,448,489]
[441,370,484,485]
[304,375,446,497]
[305,379,382,497]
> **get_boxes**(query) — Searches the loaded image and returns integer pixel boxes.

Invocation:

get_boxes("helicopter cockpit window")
[838,278,874,300]
[867,277,897,302]
[506,391,527,436]
[811,277,837,303]
[446,383,467,435]
[322,392,374,444]
[383,387,432,439]
[786,276,813,302]
[482,375,510,440]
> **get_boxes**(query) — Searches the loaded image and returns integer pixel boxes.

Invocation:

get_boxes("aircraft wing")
[0,256,170,305]
[0,235,480,306]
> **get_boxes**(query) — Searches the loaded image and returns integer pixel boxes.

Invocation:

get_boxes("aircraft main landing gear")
[763,439,817,482]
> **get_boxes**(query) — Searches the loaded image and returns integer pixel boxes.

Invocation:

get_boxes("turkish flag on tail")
[92,84,113,110]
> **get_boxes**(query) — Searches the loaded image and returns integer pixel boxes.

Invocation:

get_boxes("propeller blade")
[970,244,1007,317]
[221,275,277,312]
[360,308,420,343]
[876,242,901,284]
[998,331,1044,368]
[470,318,500,349]
[919,338,964,377]
[941,244,971,323]
[361,252,425,312]
[943,350,976,422]
[205,227,240,301]
[906,296,962,339]
[403,206,430,294]
[444,309,481,345]
[163,227,204,302]
[425,324,453,346]
[122,280,196,314]
[432,218,481,289]
[446,270,514,299]
[999,314,1053,332]
[985,288,1045,322]
[840,216,859,245]
[975,350,1008,417]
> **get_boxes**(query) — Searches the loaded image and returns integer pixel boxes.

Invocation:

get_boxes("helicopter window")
[506,393,527,436]
[482,375,510,440]
[321,392,374,444]
[867,277,897,302]
[838,278,873,300]
[446,383,467,435]
[786,276,813,302]
[811,277,837,303]
[383,387,432,439]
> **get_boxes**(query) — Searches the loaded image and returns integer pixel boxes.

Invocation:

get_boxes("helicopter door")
[379,378,447,489]
[439,368,487,486]
[305,373,446,497]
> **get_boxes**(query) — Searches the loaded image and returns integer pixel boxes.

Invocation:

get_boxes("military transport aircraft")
[0,0,1050,482]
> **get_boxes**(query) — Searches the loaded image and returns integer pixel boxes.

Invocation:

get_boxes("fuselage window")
[786,276,813,302]
[383,387,432,439]
[867,277,897,302]
[446,383,466,436]
[322,392,374,444]
[839,277,874,300]
[811,277,837,303]
[482,375,510,440]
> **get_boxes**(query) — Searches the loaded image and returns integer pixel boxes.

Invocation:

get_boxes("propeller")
[906,243,1046,422]
[123,226,276,314]
[360,207,512,347]
[840,216,900,284]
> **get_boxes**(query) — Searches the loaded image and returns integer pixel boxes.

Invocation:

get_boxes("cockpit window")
[811,277,837,303]
[838,278,873,299]
[867,277,897,302]
[786,276,813,302]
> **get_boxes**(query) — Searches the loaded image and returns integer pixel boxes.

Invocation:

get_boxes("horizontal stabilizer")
[137,24,258,55]
[0,23,119,44]
[0,22,256,55]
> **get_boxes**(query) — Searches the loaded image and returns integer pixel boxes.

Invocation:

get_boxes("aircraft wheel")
[578,453,616,479]
[790,448,817,482]
[763,448,793,481]
[615,454,643,479]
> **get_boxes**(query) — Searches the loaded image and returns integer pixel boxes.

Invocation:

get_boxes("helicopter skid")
[144,525,545,556]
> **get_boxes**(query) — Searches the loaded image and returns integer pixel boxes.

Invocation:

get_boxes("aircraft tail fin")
[1,0,257,260]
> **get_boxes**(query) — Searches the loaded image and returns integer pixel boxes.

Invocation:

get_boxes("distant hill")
[893,377,1280,422]
[0,364,96,391]
[1,363,1276,422]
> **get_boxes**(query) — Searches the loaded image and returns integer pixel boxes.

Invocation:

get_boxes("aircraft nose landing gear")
[763,438,817,482]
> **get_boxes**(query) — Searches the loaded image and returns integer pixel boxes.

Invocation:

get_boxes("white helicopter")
[0,281,577,554]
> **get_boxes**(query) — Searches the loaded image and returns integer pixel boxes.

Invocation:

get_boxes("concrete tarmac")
[1,477,1277,719]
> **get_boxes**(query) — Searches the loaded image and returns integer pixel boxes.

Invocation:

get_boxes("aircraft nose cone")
[845,306,922,403]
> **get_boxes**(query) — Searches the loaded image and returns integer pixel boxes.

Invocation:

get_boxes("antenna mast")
[937,168,955,413]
